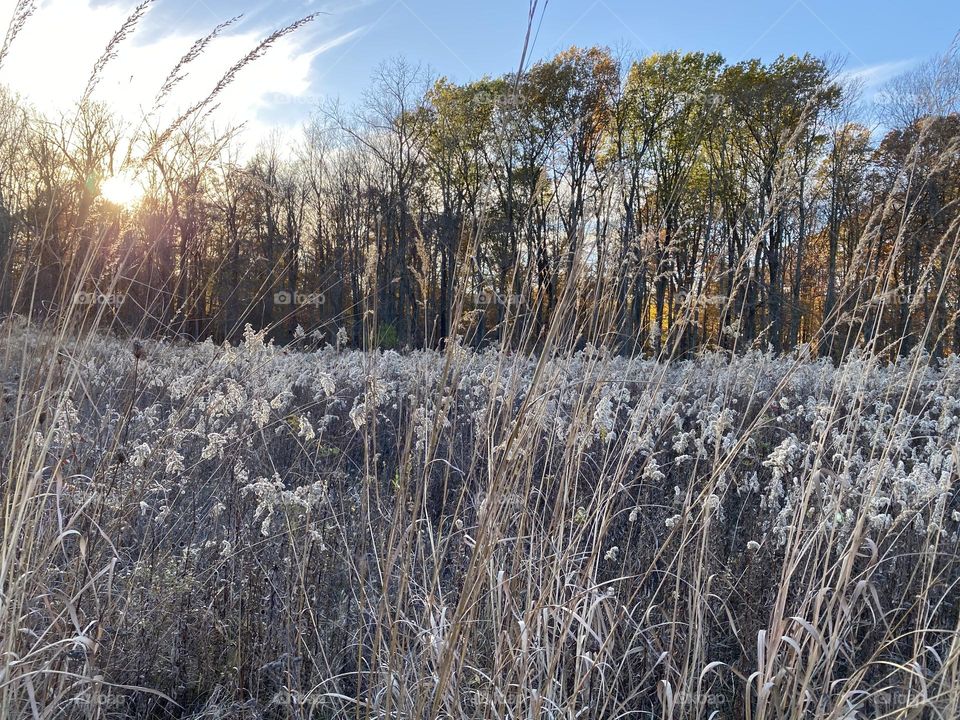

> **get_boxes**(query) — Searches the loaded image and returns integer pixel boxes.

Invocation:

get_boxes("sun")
[100,171,145,207]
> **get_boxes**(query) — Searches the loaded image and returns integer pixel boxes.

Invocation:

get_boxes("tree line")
[0,45,958,360]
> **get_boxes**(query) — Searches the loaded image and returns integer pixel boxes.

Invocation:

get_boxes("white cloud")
[0,0,355,154]
[839,58,917,89]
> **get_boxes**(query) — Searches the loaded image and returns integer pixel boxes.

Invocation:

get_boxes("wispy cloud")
[305,25,365,60]
[840,58,917,89]
[0,0,352,150]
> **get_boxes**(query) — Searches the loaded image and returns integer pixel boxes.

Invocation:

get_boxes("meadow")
[2,318,959,718]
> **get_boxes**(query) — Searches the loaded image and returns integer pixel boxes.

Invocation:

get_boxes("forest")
[1,43,957,360]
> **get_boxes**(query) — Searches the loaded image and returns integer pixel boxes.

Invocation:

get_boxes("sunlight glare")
[100,172,144,207]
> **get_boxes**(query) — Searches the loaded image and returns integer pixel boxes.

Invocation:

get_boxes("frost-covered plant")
[2,320,960,720]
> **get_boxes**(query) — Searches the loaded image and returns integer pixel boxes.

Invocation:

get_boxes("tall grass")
[1,4,960,720]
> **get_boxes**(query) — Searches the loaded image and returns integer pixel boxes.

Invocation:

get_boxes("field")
[2,319,959,718]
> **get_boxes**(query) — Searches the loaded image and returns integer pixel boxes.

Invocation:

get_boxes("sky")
[0,0,957,152]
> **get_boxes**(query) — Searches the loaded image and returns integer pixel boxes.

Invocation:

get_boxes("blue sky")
[198,0,956,82]
[1,0,957,146]
[203,0,958,123]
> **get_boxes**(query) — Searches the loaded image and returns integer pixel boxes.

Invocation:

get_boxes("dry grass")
[1,311,960,718]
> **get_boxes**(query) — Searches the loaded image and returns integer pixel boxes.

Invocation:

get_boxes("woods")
[0,46,958,359]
